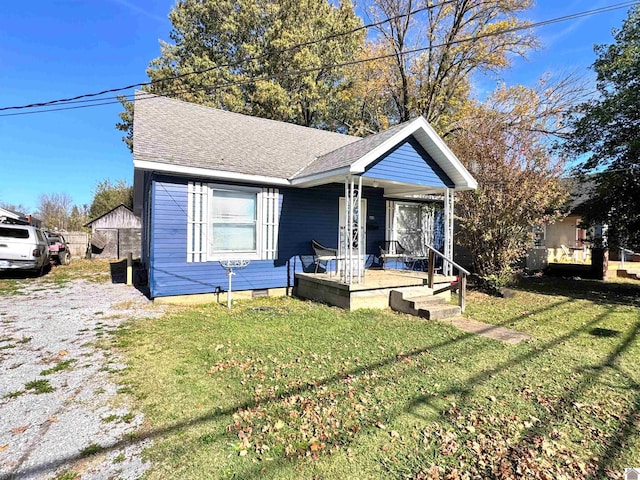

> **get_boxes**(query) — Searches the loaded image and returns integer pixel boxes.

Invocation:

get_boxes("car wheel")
[60,251,71,266]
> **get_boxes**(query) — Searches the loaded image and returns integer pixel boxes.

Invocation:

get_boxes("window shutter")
[385,200,395,242]
[187,182,207,262]
[261,188,279,260]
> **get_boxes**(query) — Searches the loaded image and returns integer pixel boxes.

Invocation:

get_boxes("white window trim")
[207,183,262,261]
[187,182,279,262]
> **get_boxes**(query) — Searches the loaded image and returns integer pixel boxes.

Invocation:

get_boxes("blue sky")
[0,1,633,213]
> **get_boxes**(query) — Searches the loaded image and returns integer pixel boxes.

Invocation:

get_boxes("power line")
[0,0,459,112]
[0,1,636,118]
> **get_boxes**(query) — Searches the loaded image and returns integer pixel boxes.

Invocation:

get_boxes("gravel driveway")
[0,276,164,480]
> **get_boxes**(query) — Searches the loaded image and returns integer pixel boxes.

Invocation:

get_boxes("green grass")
[24,379,54,394]
[3,390,24,399]
[0,279,22,296]
[113,277,640,479]
[79,442,103,457]
[40,359,76,376]
[53,470,80,480]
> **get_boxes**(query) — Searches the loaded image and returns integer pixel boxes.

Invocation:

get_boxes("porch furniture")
[560,244,572,261]
[312,240,340,275]
[379,240,407,269]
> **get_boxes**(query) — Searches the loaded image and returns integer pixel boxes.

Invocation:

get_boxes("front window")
[209,186,258,256]
[187,181,279,263]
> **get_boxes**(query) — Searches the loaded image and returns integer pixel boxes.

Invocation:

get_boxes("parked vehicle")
[44,231,71,266]
[0,225,50,275]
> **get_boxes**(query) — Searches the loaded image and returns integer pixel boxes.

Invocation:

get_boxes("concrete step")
[617,269,640,281]
[389,287,459,321]
[417,304,461,320]
[407,295,447,306]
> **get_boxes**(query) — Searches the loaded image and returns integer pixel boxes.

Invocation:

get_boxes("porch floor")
[294,268,457,310]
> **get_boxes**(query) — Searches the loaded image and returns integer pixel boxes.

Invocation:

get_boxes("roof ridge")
[135,90,360,141]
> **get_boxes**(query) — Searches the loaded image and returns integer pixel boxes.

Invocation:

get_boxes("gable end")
[362,136,454,188]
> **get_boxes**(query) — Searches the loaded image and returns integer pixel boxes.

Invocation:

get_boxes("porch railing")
[424,244,470,313]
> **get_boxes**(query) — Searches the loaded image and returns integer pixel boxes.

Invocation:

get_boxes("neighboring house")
[527,177,603,269]
[0,207,41,227]
[85,204,142,259]
[133,93,477,301]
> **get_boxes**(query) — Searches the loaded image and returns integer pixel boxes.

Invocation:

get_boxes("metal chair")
[311,240,339,274]
[379,240,407,269]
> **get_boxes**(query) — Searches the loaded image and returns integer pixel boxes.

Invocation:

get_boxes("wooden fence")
[63,232,89,259]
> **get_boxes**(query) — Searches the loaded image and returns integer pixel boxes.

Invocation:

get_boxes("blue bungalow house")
[132,93,477,304]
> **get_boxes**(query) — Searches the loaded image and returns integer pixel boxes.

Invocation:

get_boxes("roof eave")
[289,166,352,187]
[134,159,291,186]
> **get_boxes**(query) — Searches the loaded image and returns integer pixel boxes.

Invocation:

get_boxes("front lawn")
[114,277,640,479]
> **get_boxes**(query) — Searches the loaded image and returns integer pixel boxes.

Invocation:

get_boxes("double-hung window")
[210,186,259,257]
[187,182,279,262]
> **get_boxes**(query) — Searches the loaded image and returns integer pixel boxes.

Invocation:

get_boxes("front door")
[390,201,444,255]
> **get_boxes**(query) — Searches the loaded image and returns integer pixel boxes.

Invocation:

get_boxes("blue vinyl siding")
[148,175,386,298]
[363,136,454,188]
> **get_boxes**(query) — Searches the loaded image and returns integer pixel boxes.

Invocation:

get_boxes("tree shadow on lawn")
[9,294,626,479]
[406,306,640,478]
[513,275,640,307]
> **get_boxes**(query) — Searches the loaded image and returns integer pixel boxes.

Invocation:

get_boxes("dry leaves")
[10,425,30,434]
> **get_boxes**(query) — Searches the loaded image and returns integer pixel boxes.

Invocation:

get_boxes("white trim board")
[135,160,290,186]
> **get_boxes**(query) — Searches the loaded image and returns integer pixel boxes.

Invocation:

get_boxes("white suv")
[0,225,50,275]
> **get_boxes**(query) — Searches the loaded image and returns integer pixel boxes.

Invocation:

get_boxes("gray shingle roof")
[133,92,361,179]
[292,120,415,178]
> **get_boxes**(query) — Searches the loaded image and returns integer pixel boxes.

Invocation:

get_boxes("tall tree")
[565,4,640,251]
[450,81,576,283]
[364,0,538,133]
[68,204,90,231]
[89,180,133,219]
[117,0,365,151]
[37,193,73,230]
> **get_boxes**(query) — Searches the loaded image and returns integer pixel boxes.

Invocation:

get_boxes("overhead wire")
[0,0,636,118]
[0,0,460,112]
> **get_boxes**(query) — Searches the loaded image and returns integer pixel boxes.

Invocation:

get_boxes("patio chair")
[560,244,572,261]
[379,240,407,269]
[311,240,339,275]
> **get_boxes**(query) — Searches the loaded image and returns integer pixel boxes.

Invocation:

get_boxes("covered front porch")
[290,116,476,314]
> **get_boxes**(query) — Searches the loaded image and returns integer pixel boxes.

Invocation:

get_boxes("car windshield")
[0,227,30,239]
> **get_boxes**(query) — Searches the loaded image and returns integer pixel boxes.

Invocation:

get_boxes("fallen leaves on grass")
[391,404,598,479]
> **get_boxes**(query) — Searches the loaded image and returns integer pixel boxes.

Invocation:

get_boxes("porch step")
[389,287,460,320]
[617,269,640,281]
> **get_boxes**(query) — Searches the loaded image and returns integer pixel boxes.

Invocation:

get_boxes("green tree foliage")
[89,180,133,220]
[116,95,134,153]
[117,0,364,148]
[450,83,572,280]
[68,204,90,231]
[565,5,640,251]
[117,0,540,142]
[151,0,362,126]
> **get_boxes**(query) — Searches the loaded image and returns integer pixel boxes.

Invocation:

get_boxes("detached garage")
[85,204,141,259]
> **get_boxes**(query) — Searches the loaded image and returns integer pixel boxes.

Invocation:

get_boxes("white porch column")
[443,188,454,276]
[341,175,364,285]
